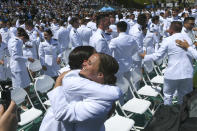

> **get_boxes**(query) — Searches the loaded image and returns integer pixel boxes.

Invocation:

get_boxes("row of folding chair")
[105,57,170,131]
[8,59,56,130]
[25,58,167,131]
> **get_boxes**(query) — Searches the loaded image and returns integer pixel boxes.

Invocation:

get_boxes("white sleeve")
[48,84,122,122]
[144,39,168,61]
[187,46,197,60]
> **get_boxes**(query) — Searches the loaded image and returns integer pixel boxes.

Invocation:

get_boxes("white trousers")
[163,78,193,105]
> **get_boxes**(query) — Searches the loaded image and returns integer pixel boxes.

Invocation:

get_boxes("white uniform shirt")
[50,23,60,39]
[23,28,39,59]
[188,46,197,59]
[39,39,62,77]
[181,27,196,43]
[87,21,97,33]
[89,28,111,55]
[109,32,138,74]
[144,33,193,80]
[57,26,70,51]
[8,37,28,72]
[40,70,122,131]
[69,27,83,48]
[109,24,118,38]
[0,27,10,44]
[77,25,93,46]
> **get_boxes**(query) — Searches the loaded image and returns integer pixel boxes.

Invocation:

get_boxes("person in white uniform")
[57,20,70,64]
[176,39,197,59]
[50,18,60,39]
[109,16,118,38]
[69,17,83,48]
[129,14,148,88]
[0,20,10,44]
[39,29,62,80]
[57,20,70,52]
[8,27,34,90]
[77,18,92,46]
[143,16,161,73]
[39,53,122,131]
[89,14,111,55]
[0,34,10,87]
[181,17,196,43]
[109,21,138,93]
[24,20,40,60]
[141,21,194,105]
[87,14,97,33]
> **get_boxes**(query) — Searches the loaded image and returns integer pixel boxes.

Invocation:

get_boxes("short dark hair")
[117,21,127,32]
[137,14,147,26]
[170,21,182,33]
[97,53,119,85]
[69,46,96,70]
[17,27,29,40]
[118,13,123,20]
[44,28,53,37]
[184,17,195,24]
[96,14,105,27]
[25,20,34,27]
[69,17,79,26]
[152,16,159,23]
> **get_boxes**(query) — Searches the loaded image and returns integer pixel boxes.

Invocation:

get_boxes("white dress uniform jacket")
[69,27,83,48]
[8,37,31,88]
[187,46,197,60]
[57,26,70,51]
[144,33,193,80]
[87,21,97,33]
[109,32,138,74]
[23,29,39,59]
[181,27,196,43]
[51,23,60,39]
[40,70,122,131]
[144,33,194,105]
[89,28,111,55]
[77,25,93,46]
[39,39,62,77]
[0,27,10,44]
[129,23,144,82]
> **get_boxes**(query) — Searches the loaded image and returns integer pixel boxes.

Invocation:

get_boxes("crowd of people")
[0,0,197,131]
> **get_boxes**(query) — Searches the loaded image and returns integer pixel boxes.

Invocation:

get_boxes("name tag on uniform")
[45,55,53,66]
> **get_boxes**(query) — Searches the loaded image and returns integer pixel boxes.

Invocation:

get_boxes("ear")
[97,72,104,79]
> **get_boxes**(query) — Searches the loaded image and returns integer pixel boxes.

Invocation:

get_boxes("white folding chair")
[27,59,42,81]
[34,75,55,110]
[104,113,136,131]
[11,88,42,129]
[116,75,153,130]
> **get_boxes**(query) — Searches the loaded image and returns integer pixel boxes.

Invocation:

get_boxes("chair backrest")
[28,59,42,72]
[116,76,129,95]
[11,88,27,105]
[34,75,55,93]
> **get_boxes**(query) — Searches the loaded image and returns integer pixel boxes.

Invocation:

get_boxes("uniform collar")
[97,28,105,34]
[119,32,127,36]
[183,26,189,33]
[80,25,86,28]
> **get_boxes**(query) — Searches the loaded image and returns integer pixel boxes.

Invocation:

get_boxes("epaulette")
[53,39,57,41]
[138,27,141,31]
[101,34,104,38]
[74,30,76,33]
[105,33,111,35]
